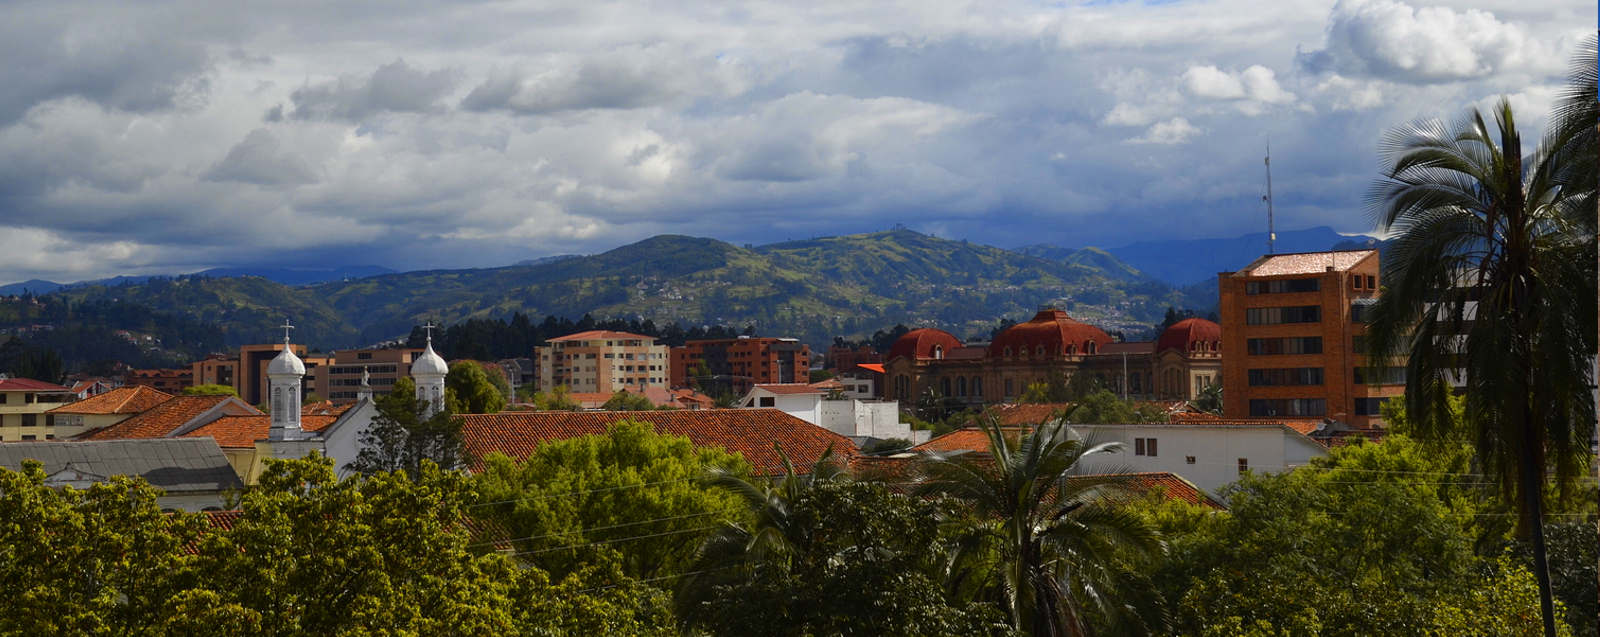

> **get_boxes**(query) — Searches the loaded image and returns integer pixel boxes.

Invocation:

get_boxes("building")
[45,386,173,439]
[826,344,882,373]
[320,347,426,403]
[736,384,916,443]
[124,368,195,393]
[191,354,238,388]
[456,409,859,476]
[1218,249,1402,429]
[669,336,811,394]
[0,438,244,512]
[537,331,669,393]
[881,307,1222,405]
[0,378,78,442]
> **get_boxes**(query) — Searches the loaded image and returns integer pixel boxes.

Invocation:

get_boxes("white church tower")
[267,321,307,441]
[411,323,449,417]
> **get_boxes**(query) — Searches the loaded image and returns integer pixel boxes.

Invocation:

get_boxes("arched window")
[933,345,944,360]
[941,377,952,397]
[972,377,983,397]
[1086,341,1097,354]
[1067,344,1076,355]
[956,377,967,397]
[1004,347,1012,357]
[272,387,283,419]
[1036,346,1045,357]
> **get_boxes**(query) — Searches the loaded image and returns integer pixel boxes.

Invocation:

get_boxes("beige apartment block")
[0,378,78,441]
[537,331,669,393]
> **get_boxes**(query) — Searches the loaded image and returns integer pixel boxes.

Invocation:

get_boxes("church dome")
[1156,318,1221,354]
[411,340,450,377]
[989,308,1112,358]
[266,342,305,376]
[887,328,963,362]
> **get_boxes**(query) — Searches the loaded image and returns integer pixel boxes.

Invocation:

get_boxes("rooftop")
[0,437,243,493]
[76,395,243,441]
[547,330,656,343]
[752,383,824,395]
[1233,249,1376,277]
[0,377,74,392]
[47,386,173,415]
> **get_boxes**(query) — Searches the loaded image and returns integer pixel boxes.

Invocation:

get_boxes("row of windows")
[1248,398,1327,417]
[1246,278,1320,295]
[1001,341,1100,357]
[1130,439,1251,474]
[330,365,398,375]
[1353,366,1406,385]
[1247,336,1323,356]
[1354,397,1391,416]
[1245,305,1321,325]
[1351,273,1377,289]
[1247,367,1324,386]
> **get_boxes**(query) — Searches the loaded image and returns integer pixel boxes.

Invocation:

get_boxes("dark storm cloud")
[201,129,320,186]
[0,19,210,126]
[289,60,459,121]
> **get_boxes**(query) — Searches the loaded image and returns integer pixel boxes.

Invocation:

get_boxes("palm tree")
[918,416,1166,636]
[1363,75,1597,636]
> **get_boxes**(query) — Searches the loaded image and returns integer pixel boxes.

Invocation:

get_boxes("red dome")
[887,328,963,361]
[988,309,1112,358]
[1156,318,1221,354]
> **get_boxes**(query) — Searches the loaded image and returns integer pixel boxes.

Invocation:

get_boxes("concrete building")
[124,368,195,393]
[0,378,78,442]
[1218,250,1402,429]
[669,336,811,394]
[882,308,1223,406]
[538,331,669,393]
[737,384,915,444]
[321,347,425,403]
[0,438,244,512]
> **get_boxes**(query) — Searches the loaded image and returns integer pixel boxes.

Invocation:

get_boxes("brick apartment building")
[1218,249,1403,429]
[669,337,810,394]
[538,331,669,393]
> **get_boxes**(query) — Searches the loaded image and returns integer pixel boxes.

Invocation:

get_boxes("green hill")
[49,230,1202,350]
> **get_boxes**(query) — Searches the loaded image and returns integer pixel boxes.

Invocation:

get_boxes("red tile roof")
[1074,472,1226,510]
[911,426,1029,454]
[76,395,237,441]
[752,383,824,395]
[1234,250,1375,277]
[547,330,655,342]
[990,403,1075,426]
[456,409,858,476]
[179,412,343,448]
[1167,412,1323,434]
[47,386,172,415]
[0,378,74,392]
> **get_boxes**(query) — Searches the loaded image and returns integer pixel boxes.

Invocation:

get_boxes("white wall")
[818,400,909,440]
[1068,424,1326,497]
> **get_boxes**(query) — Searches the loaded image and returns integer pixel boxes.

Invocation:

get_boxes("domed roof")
[266,340,305,376]
[411,338,450,377]
[887,328,963,362]
[1156,317,1221,354]
[989,308,1112,357]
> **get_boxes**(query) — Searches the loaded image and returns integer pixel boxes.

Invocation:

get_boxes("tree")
[1364,93,1597,636]
[601,389,659,411]
[183,383,239,397]
[1191,381,1222,415]
[1063,389,1167,424]
[447,360,508,414]
[472,420,749,580]
[348,376,467,476]
[918,417,1168,636]
[530,384,582,411]
[678,450,1014,637]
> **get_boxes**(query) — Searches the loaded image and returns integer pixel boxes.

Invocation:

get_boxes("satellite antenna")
[1263,143,1276,255]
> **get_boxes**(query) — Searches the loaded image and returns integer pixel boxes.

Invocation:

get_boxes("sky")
[0,0,1591,284]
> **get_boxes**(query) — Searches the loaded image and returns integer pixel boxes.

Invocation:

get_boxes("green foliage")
[183,383,240,397]
[1191,381,1222,415]
[1017,367,1099,404]
[348,376,468,475]
[861,437,914,454]
[679,455,1016,637]
[447,360,507,414]
[807,369,835,382]
[529,384,582,411]
[1064,389,1169,424]
[600,390,659,411]
[472,420,750,579]
[919,417,1168,636]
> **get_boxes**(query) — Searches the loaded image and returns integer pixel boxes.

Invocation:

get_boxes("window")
[1354,367,1406,385]
[1367,275,1376,288]
[20,414,36,427]
[972,377,983,398]
[1245,306,1321,325]
[1134,438,1145,455]
[1004,378,1014,398]
[0,394,6,404]
[1247,367,1324,386]
[758,397,775,407]
[1035,346,1045,357]
[1238,458,1249,474]
[1133,437,1157,456]
[1247,337,1322,356]
[1246,278,1320,294]
[1350,299,1377,323]
[357,352,372,360]
[1354,397,1389,416]
[1351,273,1363,289]
[1249,398,1326,417]
[1185,456,1196,465]
[21,435,35,441]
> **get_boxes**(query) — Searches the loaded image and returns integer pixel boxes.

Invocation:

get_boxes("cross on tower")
[422,321,435,343]
[280,320,295,343]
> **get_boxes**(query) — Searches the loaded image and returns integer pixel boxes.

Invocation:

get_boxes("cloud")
[201,129,320,186]
[461,45,744,115]
[1126,117,1201,144]
[289,59,458,121]
[1297,0,1564,83]
[1182,65,1295,104]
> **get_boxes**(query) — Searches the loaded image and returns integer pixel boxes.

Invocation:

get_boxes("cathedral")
[881,307,1222,405]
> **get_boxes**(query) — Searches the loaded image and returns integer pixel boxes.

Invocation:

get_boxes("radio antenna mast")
[1264,143,1275,255]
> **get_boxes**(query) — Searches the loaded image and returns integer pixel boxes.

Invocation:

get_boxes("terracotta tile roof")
[1234,250,1375,277]
[752,383,824,395]
[201,510,244,531]
[547,330,655,342]
[809,378,846,391]
[1072,472,1226,510]
[911,426,1030,454]
[848,456,919,484]
[179,412,342,448]
[76,395,236,441]
[991,403,1075,426]
[47,386,172,415]
[456,409,859,476]
[0,378,74,392]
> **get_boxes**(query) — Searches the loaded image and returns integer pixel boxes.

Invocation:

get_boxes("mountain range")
[0,265,398,297]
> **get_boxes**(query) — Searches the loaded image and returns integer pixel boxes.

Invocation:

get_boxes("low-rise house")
[0,438,244,512]
[738,384,915,443]
[46,386,173,439]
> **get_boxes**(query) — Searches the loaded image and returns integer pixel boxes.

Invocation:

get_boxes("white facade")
[833,372,879,400]
[740,385,912,442]
[1067,424,1327,497]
